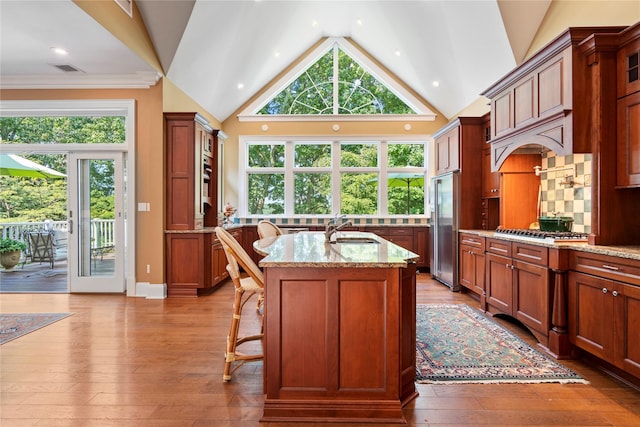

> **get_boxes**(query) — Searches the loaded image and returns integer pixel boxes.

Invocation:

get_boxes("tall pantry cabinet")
[165,113,220,297]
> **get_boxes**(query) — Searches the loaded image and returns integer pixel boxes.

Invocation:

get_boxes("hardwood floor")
[1,271,639,426]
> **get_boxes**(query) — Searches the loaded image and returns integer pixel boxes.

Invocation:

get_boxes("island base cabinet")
[262,265,417,423]
[569,271,640,378]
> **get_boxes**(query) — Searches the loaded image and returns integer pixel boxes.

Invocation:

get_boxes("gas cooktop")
[495,228,589,242]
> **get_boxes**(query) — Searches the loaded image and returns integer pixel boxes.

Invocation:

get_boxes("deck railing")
[0,219,115,249]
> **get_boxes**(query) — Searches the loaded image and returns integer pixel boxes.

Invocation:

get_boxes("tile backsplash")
[540,152,592,233]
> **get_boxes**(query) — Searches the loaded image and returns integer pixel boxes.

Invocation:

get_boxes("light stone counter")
[460,229,640,261]
[254,231,419,268]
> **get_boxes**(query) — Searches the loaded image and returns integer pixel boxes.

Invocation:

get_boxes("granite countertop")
[164,224,242,234]
[254,231,419,268]
[460,229,640,261]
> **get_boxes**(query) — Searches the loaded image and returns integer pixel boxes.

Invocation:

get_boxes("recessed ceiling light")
[356,19,363,26]
[274,50,280,58]
[51,47,68,55]
[237,83,244,89]
[432,81,440,87]
[395,50,401,57]
[311,20,318,28]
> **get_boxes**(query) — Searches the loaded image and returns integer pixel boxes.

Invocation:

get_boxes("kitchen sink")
[333,237,380,244]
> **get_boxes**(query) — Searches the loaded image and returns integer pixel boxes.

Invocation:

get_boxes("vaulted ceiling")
[0,1,633,122]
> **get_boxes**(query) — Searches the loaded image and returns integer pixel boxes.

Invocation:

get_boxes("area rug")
[0,313,72,344]
[415,304,587,384]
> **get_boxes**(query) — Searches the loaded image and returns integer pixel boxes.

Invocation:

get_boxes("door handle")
[68,219,73,234]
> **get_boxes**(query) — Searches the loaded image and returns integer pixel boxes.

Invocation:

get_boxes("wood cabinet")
[364,226,429,270]
[482,147,500,198]
[165,112,224,297]
[482,27,624,172]
[616,24,640,188]
[568,252,640,379]
[485,238,551,344]
[165,112,217,230]
[435,125,460,175]
[459,233,485,305]
[165,233,211,297]
[617,92,640,187]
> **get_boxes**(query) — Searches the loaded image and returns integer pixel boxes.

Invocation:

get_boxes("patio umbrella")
[0,154,66,179]
[387,172,424,214]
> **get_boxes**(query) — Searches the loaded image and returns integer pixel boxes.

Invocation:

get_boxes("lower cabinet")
[485,238,550,343]
[568,252,640,378]
[165,228,242,297]
[459,233,485,304]
[165,233,211,297]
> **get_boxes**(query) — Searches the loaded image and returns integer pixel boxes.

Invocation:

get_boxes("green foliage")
[258,46,414,115]
[0,118,121,223]
[0,238,27,253]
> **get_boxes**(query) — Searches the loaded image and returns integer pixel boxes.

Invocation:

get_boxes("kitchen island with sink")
[254,231,419,424]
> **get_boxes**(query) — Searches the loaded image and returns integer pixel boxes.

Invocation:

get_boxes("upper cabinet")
[434,124,460,175]
[616,24,640,188]
[482,26,625,172]
[165,113,218,230]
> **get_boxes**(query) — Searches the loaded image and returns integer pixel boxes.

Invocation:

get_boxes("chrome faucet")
[325,214,352,242]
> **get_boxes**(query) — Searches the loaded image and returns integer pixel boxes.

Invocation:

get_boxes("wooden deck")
[0,259,68,293]
[0,256,114,293]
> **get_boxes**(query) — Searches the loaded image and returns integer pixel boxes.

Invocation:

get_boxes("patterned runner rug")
[0,313,72,344]
[416,304,587,384]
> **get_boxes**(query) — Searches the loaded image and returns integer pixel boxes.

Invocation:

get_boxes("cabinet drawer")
[486,238,511,257]
[571,251,640,286]
[389,227,413,236]
[459,233,485,251]
[365,227,389,237]
[513,242,548,266]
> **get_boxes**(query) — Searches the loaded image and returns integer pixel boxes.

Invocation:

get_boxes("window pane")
[248,173,284,214]
[294,173,332,214]
[388,143,425,167]
[248,144,284,167]
[340,143,378,167]
[295,143,331,167]
[0,116,126,144]
[388,185,424,215]
[341,172,377,215]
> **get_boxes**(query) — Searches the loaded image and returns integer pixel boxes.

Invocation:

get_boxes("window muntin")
[257,44,415,116]
[243,139,427,217]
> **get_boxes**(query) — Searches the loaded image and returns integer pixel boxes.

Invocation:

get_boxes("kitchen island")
[254,231,419,424]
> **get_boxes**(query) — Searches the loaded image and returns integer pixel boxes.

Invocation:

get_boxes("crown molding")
[0,71,162,89]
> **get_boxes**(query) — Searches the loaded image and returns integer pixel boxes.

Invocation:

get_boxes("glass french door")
[67,152,125,293]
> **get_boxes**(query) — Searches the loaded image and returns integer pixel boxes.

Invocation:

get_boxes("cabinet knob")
[602,288,608,294]
[612,290,619,297]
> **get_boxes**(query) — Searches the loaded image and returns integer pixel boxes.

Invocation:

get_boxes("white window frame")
[239,135,430,218]
[0,99,137,295]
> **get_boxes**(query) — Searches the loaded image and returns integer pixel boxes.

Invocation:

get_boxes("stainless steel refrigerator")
[429,171,459,291]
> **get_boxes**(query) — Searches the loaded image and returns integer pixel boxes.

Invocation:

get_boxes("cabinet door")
[568,271,615,362]
[388,228,413,251]
[482,147,500,197]
[615,282,640,378]
[513,259,549,335]
[435,127,459,174]
[211,240,227,285]
[617,37,640,97]
[486,252,513,314]
[617,92,640,187]
[414,228,429,269]
[460,246,484,297]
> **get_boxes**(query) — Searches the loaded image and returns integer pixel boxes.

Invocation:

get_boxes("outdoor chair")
[215,226,264,382]
[23,229,55,268]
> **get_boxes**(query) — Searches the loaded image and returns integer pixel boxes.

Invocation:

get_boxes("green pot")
[538,217,574,232]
